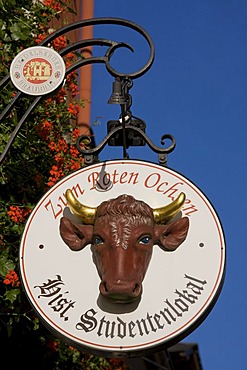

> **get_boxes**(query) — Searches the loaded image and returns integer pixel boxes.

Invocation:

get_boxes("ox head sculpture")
[60,190,189,304]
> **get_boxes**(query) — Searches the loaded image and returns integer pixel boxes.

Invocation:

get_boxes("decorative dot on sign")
[39,244,44,249]
[199,242,204,248]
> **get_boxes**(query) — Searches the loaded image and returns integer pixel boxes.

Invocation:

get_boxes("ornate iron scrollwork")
[0,17,176,166]
[77,128,176,166]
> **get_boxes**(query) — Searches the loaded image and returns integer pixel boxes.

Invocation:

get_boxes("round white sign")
[10,46,66,96]
[19,160,225,357]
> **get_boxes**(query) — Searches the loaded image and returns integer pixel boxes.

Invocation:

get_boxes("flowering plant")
[0,1,127,369]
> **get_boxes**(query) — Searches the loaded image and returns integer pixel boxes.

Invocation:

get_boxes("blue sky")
[87,1,247,369]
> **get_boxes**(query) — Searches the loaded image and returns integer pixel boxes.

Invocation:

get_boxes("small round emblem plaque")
[10,46,66,96]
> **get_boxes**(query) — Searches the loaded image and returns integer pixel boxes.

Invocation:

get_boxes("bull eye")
[93,235,104,245]
[139,235,151,245]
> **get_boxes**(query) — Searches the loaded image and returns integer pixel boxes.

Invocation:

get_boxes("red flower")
[69,146,79,158]
[52,35,67,51]
[43,0,65,13]
[7,205,31,223]
[67,103,80,117]
[3,270,21,287]
[69,159,81,171]
[72,128,80,140]
[35,33,47,44]
[46,339,58,352]
[36,120,54,140]
[47,165,64,187]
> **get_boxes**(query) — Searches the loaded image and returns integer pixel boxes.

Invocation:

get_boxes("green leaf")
[33,317,40,330]
[4,288,20,303]
[0,0,16,11]
[10,22,30,41]
[0,255,15,277]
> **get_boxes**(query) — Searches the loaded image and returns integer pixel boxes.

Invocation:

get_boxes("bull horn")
[153,192,186,223]
[65,189,97,225]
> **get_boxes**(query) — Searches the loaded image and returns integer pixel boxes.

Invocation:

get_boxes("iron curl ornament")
[0,17,176,166]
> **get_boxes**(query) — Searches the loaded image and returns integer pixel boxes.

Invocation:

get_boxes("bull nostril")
[99,281,108,294]
[133,284,141,296]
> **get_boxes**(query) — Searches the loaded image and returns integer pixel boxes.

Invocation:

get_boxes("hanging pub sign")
[19,159,225,357]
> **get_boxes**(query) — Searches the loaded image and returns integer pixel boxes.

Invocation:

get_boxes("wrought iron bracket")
[77,126,176,166]
[0,17,176,166]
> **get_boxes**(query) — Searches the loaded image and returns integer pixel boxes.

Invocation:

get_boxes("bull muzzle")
[99,280,142,303]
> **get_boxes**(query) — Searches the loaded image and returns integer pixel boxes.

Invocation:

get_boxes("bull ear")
[155,217,189,251]
[59,217,93,251]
